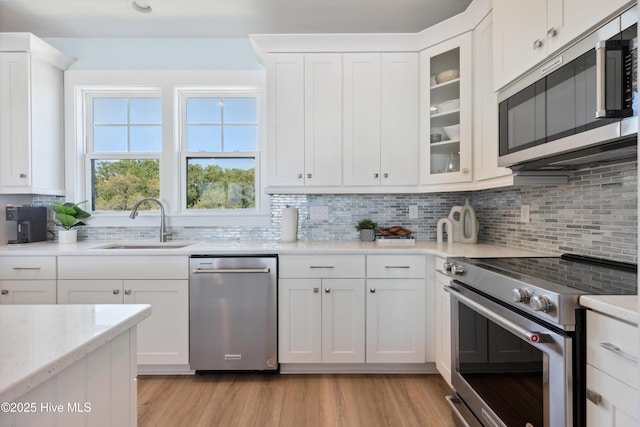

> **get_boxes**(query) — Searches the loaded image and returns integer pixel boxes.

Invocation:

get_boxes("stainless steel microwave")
[498,6,637,171]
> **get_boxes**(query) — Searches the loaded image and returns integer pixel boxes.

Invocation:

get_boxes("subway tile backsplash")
[35,161,637,263]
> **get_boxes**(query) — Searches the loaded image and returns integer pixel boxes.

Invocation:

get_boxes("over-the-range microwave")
[498,6,637,171]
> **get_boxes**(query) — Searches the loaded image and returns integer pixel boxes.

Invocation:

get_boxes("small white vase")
[58,229,78,244]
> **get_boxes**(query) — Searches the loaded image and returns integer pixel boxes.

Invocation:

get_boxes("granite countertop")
[0,239,553,258]
[0,304,151,403]
[579,295,639,326]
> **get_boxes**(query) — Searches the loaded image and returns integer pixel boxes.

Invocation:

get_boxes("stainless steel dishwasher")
[189,255,278,372]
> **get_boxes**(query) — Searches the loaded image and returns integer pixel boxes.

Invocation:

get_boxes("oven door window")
[458,303,545,427]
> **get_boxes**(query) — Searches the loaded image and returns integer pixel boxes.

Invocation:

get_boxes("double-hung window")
[179,89,259,212]
[85,91,162,212]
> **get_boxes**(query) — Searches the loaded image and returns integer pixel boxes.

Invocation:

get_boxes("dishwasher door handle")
[192,267,271,274]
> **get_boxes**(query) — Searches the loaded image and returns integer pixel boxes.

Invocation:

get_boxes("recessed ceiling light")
[130,0,152,13]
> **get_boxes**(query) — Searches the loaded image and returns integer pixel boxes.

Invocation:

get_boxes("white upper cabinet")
[493,0,634,90]
[472,12,513,187]
[420,32,473,186]
[266,54,305,187]
[343,52,418,187]
[0,34,73,195]
[304,54,343,186]
[266,53,342,188]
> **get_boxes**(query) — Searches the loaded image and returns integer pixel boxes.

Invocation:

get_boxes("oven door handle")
[445,285,550,344]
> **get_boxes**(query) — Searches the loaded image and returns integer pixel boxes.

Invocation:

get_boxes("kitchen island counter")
[0,304,151,406]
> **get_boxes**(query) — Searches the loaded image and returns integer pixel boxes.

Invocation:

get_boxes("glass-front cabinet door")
[420,32,472,185]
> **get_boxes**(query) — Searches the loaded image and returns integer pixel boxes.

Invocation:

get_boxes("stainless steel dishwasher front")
[189,255,278,372]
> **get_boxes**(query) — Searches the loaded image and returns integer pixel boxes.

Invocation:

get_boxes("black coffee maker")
[6,205,48,244]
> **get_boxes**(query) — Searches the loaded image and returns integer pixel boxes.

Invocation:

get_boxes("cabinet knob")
[124,290,132,295]
[113,289,120,295]
[324,288,331,293]
[462,168,469,174]
[374,173,379,178]
[1,290,8,295]
[383,173,388,178]
[19,173,27,179]
[307,173,312,179]
[369,288,376,293]
[313,287,319,293]
[547,27,557,38]
[297,173,303,179]
[533,38,543,49]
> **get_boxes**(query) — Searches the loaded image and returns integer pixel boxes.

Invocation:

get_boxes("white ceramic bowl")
[443,124,460,140]
[436,98,460,114]
[435,69,460,84]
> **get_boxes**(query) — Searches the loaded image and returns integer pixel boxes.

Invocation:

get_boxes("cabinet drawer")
[587,311,638,390]
[366,255,425,278]
[0,256,56,279]
[279,255,365,278]
[58,256,189,280]
[586,365,639,425]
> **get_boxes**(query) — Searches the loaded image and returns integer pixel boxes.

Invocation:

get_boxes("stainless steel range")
[443,254,637,427]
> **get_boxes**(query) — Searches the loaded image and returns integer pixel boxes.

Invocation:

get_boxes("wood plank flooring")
[138,374,456,427]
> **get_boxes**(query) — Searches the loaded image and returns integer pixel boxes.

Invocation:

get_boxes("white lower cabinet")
[57,256,189,368]
[365,255,426,363]
[586,310,638,426]
[0,256,57,304]
[434,256,451,385]
[279,278,365,363]
[279,255,366,364]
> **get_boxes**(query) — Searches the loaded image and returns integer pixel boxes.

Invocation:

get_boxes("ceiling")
[0,0,473,38]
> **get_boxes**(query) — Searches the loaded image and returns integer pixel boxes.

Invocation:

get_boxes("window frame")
[66,71,269,229]
[177,88,262,215]
[84,90,163,213]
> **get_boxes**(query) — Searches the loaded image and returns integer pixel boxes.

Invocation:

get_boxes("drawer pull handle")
[113,289,120,295]
[309,266,334,269]
[600,342,639,363]
[1,290,8,295]
[324,288,331,293]
[370,288,376,293]
[124,290,131,295]
[385,266,410,269]
[586,389,602,405]
[12,267,42,271]
[313,288,319,293]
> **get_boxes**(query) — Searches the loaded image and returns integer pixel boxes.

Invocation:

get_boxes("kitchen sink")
[92,242,193,250]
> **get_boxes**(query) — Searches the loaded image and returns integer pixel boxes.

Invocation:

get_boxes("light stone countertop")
[0,304,151,403]
[0,239,553,258]
[579,295,639,326]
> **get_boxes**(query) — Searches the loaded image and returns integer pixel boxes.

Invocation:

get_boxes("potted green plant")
[355,218,377,242]
[51,200,91,244]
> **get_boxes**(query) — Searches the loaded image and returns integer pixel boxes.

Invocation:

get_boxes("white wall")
[44,38,264,70]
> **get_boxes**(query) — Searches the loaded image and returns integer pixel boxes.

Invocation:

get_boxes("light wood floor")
[138,374,456,427]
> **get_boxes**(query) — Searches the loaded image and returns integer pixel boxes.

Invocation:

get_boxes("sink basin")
[92,242,193,250]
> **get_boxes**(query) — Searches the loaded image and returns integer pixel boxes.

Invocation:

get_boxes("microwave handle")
[595,39,633,119]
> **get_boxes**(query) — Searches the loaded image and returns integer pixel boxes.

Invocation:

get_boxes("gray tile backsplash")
[30,161,638,263]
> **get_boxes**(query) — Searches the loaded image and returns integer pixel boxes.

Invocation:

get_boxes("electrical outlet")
[520,204,530,223]
[309,205,329,221]
[409,205,418,219]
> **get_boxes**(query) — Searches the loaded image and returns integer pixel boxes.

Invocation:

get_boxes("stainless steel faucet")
[129,197,169,242]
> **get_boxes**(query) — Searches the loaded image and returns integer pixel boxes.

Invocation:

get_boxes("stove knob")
[451,264,465,275]
[530,295,552,312]
[512,288,533,303]
[443,261,454,272]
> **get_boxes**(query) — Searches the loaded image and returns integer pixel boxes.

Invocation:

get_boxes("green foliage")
[93,160,160,211]
[355,218,377,231]
[91,159,256,211]
[51,201,91,230]
[187,162,255,209]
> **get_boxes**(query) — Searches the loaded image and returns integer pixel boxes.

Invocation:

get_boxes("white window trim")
[64,70,270,228]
